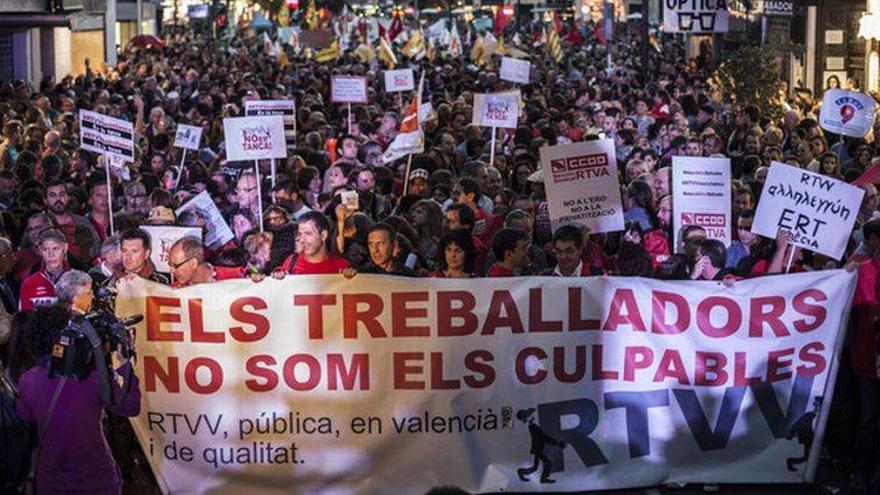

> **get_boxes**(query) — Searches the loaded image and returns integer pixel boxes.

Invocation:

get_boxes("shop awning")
[0,13,70,28]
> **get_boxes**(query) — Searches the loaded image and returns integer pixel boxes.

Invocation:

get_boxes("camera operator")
[15,270,140,494]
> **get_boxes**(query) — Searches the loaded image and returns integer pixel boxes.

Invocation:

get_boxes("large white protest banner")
[174,191,234,249]
[663,0,730,33]
[140,226,203,273]
[383,68,415,92]
[174,124,203,151]
[541,139,624,233]
[472,90,520,129]
[672,157,732,251]
[818,89,877,138]
[79,110,135,161]
[330,76,369,104]
[223,116,287,161]
[500,57,531,84]
[117,270,856,494]
[244,100,297,150]
[752,162,864,260]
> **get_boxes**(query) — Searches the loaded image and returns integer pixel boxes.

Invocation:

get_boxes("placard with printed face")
[174,124,203,151]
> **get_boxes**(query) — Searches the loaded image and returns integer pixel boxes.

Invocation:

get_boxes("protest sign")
[117,270,856,494]
[672,157,732,251]
[222,116,287,161]
[174,190,234,249]
[244,100,297,150]
[662,0,729,33]
[140,226,202,273]
[541,139,624,233]
[752,162,864,260]
[79,110,135,161]
[383,68,415,93]
[472,90,520,129]
[818,89,877,138]
[330,76,369,104]
[174,124,203,151]
[500,57,531,84]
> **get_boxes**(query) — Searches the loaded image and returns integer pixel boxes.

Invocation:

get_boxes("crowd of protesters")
[1,10,880,494]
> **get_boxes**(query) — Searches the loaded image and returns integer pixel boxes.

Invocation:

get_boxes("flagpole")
[104,155,115,236]
[347,102,352,135]
[785,245,795,274]
[255,160,264,233]
[403,153,414,196]
[174,149,186,190]
[270,158,277,189]
[489,126,497,169]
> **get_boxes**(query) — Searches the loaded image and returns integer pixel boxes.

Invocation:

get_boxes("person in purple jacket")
[15,270,141,495]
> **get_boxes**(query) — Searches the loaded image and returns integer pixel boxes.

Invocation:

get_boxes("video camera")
[49,311,143,381]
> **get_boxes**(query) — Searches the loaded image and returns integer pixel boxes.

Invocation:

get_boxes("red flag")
[566,24,582,45]
[593,24,606,46]
[552,11,563,34]
[494,6,512,35]
[854,161,880,185]
[378,22,386,39]
[388,13,403,41]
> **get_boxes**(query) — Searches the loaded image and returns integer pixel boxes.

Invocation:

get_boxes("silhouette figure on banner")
[516,408,567,484]
[786,396,823,471]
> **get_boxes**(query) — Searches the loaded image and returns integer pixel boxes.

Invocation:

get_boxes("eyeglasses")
[168,257,194,270]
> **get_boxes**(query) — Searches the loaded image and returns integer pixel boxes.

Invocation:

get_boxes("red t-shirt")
[486,264,515,278]
[852,257,880,379]
[291,255,350,275]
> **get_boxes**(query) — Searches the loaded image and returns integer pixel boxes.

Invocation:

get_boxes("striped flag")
[546,24,562,63]
[315,40,340,63]
[378,34,397,68]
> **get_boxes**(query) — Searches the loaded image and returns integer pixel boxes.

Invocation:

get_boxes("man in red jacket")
[19,228,70,311]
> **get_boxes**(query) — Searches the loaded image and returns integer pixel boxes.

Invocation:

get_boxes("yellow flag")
[315,40,340,63]
[354,43,376,63]
[306,0,318,30]
[378,35,397,68]
[546,25,562,63]
[471,35,484,65]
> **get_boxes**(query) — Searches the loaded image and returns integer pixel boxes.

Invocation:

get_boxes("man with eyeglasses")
[226,171,262,226]
[166,236,244,287]
[543,225,603,277]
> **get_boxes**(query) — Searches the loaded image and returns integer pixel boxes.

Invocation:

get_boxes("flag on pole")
[532,26,546,47]
[403,30,426,60]
[382,73,425,164]
[388,12,403,42]
[546,25,562,63]
[449,23,463,57]
[315,40,341,63]
[378,34,398,68]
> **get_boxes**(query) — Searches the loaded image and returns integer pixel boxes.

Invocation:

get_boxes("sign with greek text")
[244,100,297,150]
[662,0,730,33]
[79,110,135,161]
[541,139,624,233]
[672,157,732,252]
[174,124,203,151]
[383,68,415,93]
[116,270,856,493]
[140,226,203,273]
[330,76,369,104]
[223,116,287,161]
[818,89,876,138]
[500,57,531,84]
[472,90,520,129]
[752,162,864,260]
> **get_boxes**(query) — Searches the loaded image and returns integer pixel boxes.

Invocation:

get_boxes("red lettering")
[652,291,690,334]
[189,299,224,343]
[733,352,763,386]
[431,353,460,389]
[393,352,425,389]
[569,288,600,331]
[592,345,619,380]
[481,290,524,335]
[554,346,587,382]
[653,349,689,384]
[294,294,336,339]
[695,351,728,386]
[530,288,562,332]
[793,289,827,333]
[282,354,321,391]
[767,348,794,382]
[464,350,495,388]
[143,355,180,393]
[245,355,278,392]
[437,291,478,336]
[229,297,269,342]
[392,292,429,337]
[516,347,547,384]
[146,296,182,342]
[328,353,370,390]
[343,294,387,338]
[603,289,647,332]
[623,346,654,381]
[797,342,826,377]
[184,357,223,394]
[749,296,788,337]
[696,297,741,338]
